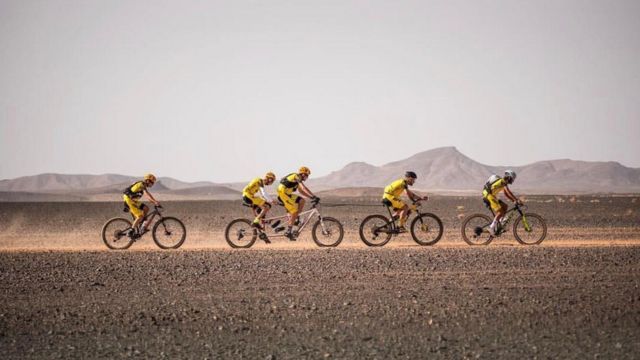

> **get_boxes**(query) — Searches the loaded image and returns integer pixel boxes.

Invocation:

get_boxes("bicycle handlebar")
[513,203,527,212]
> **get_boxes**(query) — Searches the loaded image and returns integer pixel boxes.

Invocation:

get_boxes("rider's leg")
[398,204,409,230]
[125,196,144,232]
[138,205,150,233]
[489,203,507,234]
[288,198,305,226]
[387,197,407,228]
[285,197,304,237]
[258,203,270,221]
[253,203,270,225]
[131,214,143,232]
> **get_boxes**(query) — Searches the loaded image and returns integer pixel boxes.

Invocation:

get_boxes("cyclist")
[382,171,427,232]
[123,173,160,238]
[242,172,277,230]
[277,166,319,239]
[483,169,523,235]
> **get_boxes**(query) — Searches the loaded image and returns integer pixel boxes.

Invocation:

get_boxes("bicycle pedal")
[270,220,281,229]
[274,226,285,233]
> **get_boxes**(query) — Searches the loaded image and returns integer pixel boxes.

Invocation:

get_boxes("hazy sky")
[1,0,639,182]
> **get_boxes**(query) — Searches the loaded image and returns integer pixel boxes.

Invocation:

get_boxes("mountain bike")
[225,200,344,248]
[102,205,187,250]
[461,203,546,245]
[359,199,444,246]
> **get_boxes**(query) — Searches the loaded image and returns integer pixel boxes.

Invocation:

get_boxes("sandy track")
[1,198,639,251]
[1,232,640,252]
[2,246,640,359]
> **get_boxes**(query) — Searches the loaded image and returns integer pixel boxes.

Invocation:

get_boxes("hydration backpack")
[484,174,501,192]
[280,173,299,189]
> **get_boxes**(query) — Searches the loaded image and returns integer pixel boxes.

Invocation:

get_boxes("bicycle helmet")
[504,169,516,184]
[299,166,311,175]
[144,173,157,183]
[265,172,276,181]
[405,171,417,179]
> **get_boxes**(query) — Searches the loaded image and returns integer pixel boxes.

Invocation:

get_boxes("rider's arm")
[259,186,273,203]
[297,182,316,199]
[405,188,426,202]
[144,190,160,206]
[504,186,520,203]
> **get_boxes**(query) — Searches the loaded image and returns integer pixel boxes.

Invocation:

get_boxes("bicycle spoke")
[102,218,134,250]
[514,214,547,245]
[359,215,393,247]
[225,219,257,248]
[461,214,493,246]
[410,214,443,245]
[312,217,344,247]
[152,217,187,249]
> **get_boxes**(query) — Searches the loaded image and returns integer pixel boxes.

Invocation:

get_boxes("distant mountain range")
[0,174,238,201]
[308,147,640,194]
[1,147,639,201]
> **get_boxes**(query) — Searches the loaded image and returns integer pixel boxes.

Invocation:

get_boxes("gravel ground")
[1,246,640,359]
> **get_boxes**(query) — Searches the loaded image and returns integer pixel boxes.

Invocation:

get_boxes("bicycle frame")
[383,200,424,232]
[258,204,322,239]
[488,204,532,235]
[129,206,163,233]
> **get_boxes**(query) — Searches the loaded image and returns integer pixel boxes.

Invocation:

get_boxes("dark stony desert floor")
[0,196,639,358]
[1,247,640,359]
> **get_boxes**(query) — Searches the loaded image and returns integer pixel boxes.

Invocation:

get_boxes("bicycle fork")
[317,216,332,236]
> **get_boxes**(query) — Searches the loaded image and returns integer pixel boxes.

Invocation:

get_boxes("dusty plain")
[1,195,639,358]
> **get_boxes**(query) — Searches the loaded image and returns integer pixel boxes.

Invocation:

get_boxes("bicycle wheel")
[312,217,344,247]
[461,214,494,245]
[102,218,135,250]
[359,215,393,247]
[513,213,547,245]
[152,217,187,249]
[224,219,257,248]
[410,213,444,246]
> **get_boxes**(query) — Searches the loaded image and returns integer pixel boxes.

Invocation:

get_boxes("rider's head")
[404,171,417,185]
[264,171,276,185]
[504,170,516,184]
[298,166,311,180]
[144,173,157,187]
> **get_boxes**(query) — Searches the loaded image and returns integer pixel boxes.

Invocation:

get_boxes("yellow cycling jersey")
[278,173,302,195]
[384,179,407,198]
[124,181,146,199]
[484,178,507,197]
[242,177,264,197]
